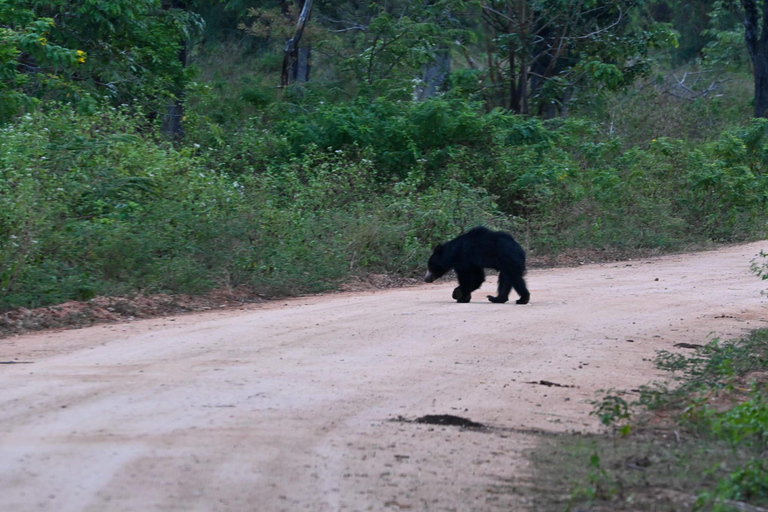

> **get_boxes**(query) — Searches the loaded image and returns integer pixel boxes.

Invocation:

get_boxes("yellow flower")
[38,37,47,46]
[76,50,85,56]
[77,57,85,63]
[652,138,657,142]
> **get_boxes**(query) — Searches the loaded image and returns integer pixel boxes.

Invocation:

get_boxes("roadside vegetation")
[526,325,768,512]
[2,0,768,311]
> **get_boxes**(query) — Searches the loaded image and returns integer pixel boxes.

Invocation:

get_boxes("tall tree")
[281,0,313,86]
[316,0,471,99]
[741,0,768,116]
[481,0,675,116]
[162,0,192,137]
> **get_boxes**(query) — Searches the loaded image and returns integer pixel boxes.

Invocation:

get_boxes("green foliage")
[656,331,768,393]
[0,1,85,122]
[480,0,679,114]
[0,0,201,123]
[751,250,768,295]
[3,0,768,311]
[711,459,768,504]
[0,106,509,310]
[311,0,473,99]
[4,82,768,311]
[702,27,749,73]
[690,384,768,509]
[568,452,622,504]
[581,330,768,511]
[709,385,768,448]
[0,108,245,307]
[700,0,751,73]
[580,67,754,148]
[186,92,768,258]
[591,393,631,427]
[340,12,440,93]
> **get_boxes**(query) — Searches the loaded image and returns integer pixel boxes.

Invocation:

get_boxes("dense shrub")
[0,107,503,309]
[2,96,767,311]
[197,95,768,249]
[0,109,248,307]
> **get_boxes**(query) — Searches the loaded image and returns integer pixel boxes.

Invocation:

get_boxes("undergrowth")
[2,97,768,311]
[547,329,768,512]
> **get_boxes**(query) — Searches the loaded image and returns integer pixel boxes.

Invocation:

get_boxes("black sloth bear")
[424,227,530,304]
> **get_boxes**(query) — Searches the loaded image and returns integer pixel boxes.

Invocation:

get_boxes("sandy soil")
[1,242,766,512]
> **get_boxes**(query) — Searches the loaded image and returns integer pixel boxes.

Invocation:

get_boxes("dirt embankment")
[0,242,766,512]
[0,274,422,339]
[0,246,649,339]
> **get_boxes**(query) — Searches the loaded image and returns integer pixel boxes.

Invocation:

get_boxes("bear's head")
[424,244,450,283]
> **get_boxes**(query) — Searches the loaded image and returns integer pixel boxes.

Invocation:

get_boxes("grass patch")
[528,329,768,512]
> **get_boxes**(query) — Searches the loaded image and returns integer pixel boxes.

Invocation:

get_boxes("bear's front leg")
[452,286,471,302]
[453,267,484,303]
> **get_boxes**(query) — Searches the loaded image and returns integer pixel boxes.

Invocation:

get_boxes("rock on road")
[1,242,767,512]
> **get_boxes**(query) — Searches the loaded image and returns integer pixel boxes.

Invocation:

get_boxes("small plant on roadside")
[751,250,768,296]
[569,452,622,504]
[569,331,768,512]
[591,393,632,436]
[697,458,768,510]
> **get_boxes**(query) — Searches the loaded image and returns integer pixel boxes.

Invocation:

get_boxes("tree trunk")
[756,0,768,117]
[509,45,521,113]
[293,46,311,82]
[754,54,768,117]
[559,88,572,118]
[741,0,768,117]
[517,0,529,115]
[281,0,313,87]
[483,20,499,111]
[161,1,187,138]
[518,57,529,115]
[161,95,185,138]
[415,48,450,100]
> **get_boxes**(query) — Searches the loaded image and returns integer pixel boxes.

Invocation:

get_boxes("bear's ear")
[433,244,445,255]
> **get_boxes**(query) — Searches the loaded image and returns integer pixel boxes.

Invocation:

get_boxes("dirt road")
[1,242,766,512]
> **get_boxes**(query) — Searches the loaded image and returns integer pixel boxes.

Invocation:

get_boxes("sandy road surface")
[1,242,767,512]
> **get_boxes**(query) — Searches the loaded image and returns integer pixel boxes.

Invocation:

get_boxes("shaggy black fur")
[424,227,530,304]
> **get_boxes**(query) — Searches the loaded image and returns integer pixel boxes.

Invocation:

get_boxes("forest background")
[2,0,768,310]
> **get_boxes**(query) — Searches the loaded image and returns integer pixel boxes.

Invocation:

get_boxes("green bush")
[3,91,768,311]
[0,106,507,310]
[0,108,251,307]
[202,96,768,254]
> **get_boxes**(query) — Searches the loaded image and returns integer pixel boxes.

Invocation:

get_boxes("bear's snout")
[424,270,435,283]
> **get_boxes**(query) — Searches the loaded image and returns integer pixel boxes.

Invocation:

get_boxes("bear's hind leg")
[488,271,513,303]
[512,274,530,304]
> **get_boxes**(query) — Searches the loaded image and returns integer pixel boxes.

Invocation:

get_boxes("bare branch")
[574,8,623,39]
[481,4,515,23]
[329,26,366,33]
[315,14,367,32]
